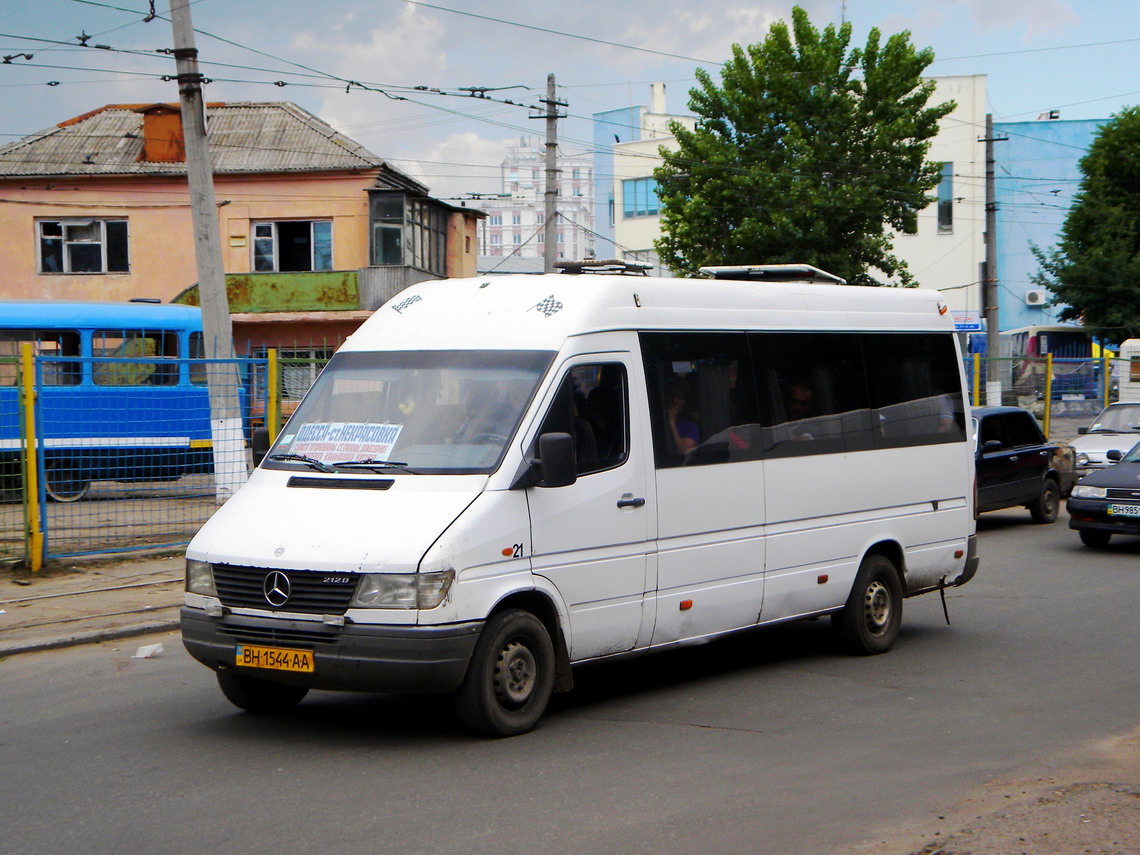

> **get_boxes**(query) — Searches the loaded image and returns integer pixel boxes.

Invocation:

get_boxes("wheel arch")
[862,539,905,585]
[486,589,573,693]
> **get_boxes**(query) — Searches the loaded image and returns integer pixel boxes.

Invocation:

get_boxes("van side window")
[864,333,965,446]
[535,363,628,476]
[641,332,760,468]
[751,332,873,458]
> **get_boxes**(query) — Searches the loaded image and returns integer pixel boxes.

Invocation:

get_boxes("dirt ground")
[850,727,1140,855]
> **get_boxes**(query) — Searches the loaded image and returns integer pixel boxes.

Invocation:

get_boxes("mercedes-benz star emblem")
[263,571,292,607]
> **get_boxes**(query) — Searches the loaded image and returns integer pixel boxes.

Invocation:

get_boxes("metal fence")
[962,354,1118,442]
[1,352,271,566]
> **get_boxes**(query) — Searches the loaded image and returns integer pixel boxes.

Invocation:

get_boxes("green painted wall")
[173,270,360,312]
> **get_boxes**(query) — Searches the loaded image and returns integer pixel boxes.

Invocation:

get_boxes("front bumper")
[181,607,483,694]
[1065,499,1140,537]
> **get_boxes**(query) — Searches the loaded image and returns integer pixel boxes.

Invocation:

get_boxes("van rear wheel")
[216,669,309,714]
[453,609,554,738]
[832,554,902,655]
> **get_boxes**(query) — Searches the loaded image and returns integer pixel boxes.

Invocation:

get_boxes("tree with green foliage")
[653,6,953,286]
[1032,106,1140,339]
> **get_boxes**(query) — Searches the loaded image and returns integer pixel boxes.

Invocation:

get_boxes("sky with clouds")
[2,0,1139,198]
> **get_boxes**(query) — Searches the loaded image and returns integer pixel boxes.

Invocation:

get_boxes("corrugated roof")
[0,102,415,182]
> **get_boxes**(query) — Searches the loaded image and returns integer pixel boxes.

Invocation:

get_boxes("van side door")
[525,355,656,660]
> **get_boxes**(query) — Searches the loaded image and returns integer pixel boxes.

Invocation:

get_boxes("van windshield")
[264,350,554,475]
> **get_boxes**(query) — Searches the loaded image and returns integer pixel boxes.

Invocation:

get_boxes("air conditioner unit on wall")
[1024,289,1046,306]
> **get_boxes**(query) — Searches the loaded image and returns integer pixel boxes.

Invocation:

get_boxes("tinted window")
[535,363,629,476]
[1003,411,1043,447]
[864,333,966,447]
[641,332,760,468]
[751,332,872,458]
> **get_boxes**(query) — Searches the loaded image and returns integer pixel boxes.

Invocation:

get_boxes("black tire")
[43,460,91,503]
[831,554,903,655]
[1028,478,1060,524]
[1079,529,1111,548]
[216,669,309,714]
[453,609,554,738]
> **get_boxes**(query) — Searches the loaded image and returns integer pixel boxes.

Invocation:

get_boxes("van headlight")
[350,569,454,609]
[1076,452,1090,466]
[185,558,217,596]
[1072,484,1107,499]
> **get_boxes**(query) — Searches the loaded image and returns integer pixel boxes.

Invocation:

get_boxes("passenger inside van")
[665,379,700,454]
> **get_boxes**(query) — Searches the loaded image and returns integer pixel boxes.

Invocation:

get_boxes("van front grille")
[212,564,357,614]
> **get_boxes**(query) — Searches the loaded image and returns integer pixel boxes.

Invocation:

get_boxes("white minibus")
[181,263,979,737]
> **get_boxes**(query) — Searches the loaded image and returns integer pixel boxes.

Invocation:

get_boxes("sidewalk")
[0,551,183,657]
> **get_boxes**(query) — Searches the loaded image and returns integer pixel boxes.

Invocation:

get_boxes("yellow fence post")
[19,342,44,573]
[1043,354,1053,438]
[1104,355,1112,407]
[266,348,280,442]
[972,354,981,408]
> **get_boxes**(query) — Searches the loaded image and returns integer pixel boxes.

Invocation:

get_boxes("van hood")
[187,470,483,573]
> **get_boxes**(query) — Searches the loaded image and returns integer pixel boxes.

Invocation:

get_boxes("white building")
[477,136,594,271]
[601,76,988,315]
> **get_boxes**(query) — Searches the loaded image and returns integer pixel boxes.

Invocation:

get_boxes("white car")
[1070,402,1140,472]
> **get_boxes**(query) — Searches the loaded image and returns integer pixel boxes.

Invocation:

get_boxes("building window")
[512,234,521,244]
[937,163,953,233]
[489,214,502,226]
[511,214,522,225]
[622,177,659,218]
[38,218,129,274]
[368,193,448,275]
[253,220,332,272]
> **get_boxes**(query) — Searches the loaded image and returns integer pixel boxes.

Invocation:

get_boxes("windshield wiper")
[268,453,335,473]
[331,458,412,473]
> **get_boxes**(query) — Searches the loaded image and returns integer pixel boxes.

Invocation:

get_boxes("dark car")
[975,406,1077,523]
[1066,440,1140,546]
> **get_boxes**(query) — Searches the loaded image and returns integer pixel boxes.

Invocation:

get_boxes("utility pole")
[982,114,1006,406]
[538,74,567,273]
[169,0,246,502]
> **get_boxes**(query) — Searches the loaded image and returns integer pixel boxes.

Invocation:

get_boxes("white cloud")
[393,130,518,198]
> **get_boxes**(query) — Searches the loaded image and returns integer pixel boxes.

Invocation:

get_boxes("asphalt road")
[1,509,1137,855]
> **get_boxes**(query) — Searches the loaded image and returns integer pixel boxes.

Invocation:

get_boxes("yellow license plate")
[235,644,314,673]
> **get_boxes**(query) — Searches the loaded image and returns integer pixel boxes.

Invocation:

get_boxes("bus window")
[0,329,81,386]
[92,329,179,386]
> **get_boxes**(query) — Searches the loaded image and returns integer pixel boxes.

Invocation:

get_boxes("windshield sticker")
[290,422,403,462]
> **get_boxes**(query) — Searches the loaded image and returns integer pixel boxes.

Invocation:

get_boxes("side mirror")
[251,426,271,467]
[1107,449,1124,462]
[982,439,1003,453]
[537,432,576,488]
[1078,427,1089,435]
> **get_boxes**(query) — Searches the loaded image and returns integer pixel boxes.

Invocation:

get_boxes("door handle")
[1009,456,1019,462]
[617,495,646,509]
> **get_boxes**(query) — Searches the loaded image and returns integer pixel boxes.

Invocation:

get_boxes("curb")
[0,618,181,658]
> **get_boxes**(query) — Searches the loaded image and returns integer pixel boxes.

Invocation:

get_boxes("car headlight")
[1076,452,1090,466]
[185,558,217,596]
[1072,484,1107,499]
[350,569,454,609]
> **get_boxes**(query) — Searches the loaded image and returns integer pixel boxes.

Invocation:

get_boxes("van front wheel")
[454,609,554,738]
[832,554,902,655]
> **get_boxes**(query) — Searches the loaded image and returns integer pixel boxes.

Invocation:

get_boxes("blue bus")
[0,300,224,502]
